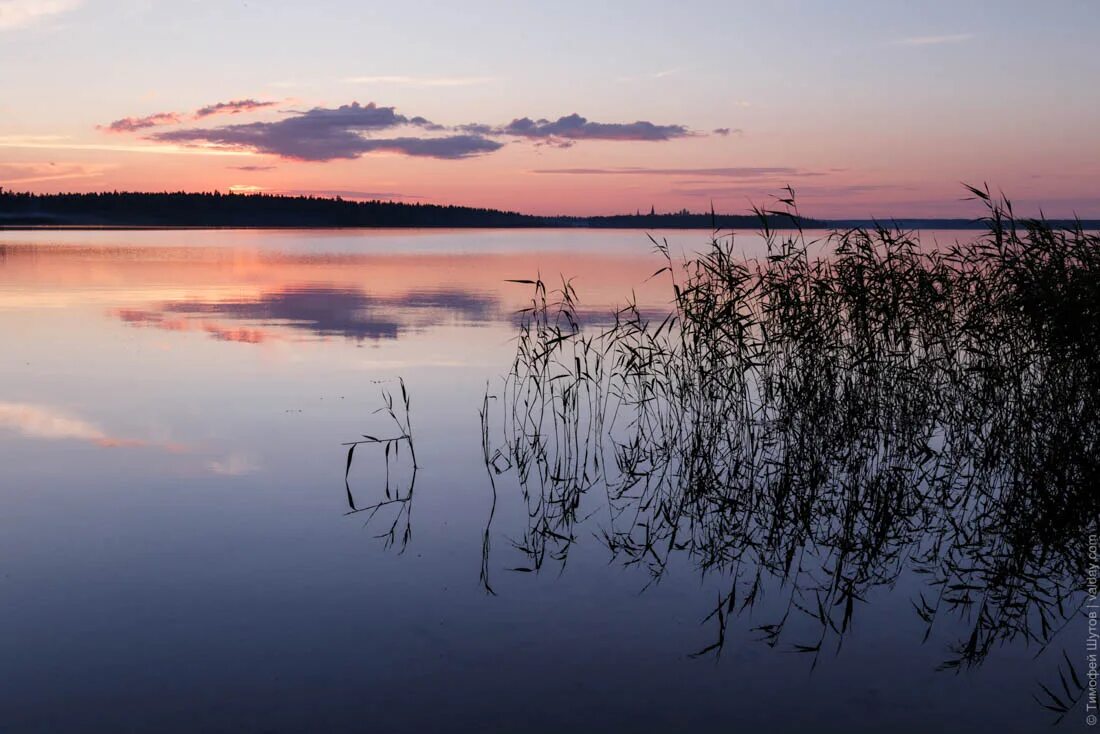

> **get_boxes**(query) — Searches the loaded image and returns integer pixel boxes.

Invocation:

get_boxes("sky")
[1,0,1098,218]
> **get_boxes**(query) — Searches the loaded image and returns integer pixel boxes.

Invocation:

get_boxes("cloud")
[0,0,79,30]
[532,166,820,178]
[0,161,108,184]
[101,112,181,133]
[101,100,278,135]
[103,101,695,162]
[102,100,693,161]
[892,33,975,46]
[712,127,744,137]
[355,135,502,159]
[194,98,278,118]
[343,75,496,87]
[457,123,495,135]
[669,183,909,198]
[533,138,575,150]
[152,103,502,161]
[502,113,691,142]
[0,135,250,157]
[408,115,446,131]
[228,164,276,171]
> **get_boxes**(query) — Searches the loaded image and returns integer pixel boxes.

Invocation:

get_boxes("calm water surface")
[0,228,1083,733]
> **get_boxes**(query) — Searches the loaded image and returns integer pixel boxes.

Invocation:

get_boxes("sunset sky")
[1,0,1098,217]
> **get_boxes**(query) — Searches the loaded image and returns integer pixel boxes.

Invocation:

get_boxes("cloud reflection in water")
[116,284,500,342]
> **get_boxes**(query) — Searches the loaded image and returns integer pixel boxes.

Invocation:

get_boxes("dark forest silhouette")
[9,189,1093,230]
[0,189,815,229]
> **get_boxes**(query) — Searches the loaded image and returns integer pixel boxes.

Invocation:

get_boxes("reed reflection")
[471,191,1098,722]
[344,379,418,550]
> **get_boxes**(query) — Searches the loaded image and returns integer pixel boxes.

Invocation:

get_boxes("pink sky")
[1,1,1098,218]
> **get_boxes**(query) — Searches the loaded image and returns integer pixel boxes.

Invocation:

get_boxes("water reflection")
[349,201,1098,723]
[120,285,498,342]
[1,224,1093,730]
[0,400,184,451]
[343,379,418,549]
[0,400,138,447]
[117,308,274,343]
[0,240,671,343]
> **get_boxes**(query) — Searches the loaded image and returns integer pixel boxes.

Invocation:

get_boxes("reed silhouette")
[344,186,1097,723]
[475,187,1098,723]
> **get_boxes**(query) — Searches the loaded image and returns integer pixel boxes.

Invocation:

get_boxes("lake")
[0,228,1089,733]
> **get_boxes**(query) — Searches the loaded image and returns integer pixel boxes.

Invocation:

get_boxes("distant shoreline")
[2,190,1096,231]
[4,221,1098,232]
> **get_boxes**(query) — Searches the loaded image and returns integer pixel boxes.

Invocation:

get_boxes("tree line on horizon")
[4,188,1090,230]
[0,189,818,229]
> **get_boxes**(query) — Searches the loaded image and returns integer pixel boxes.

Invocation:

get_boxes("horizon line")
[3,188,1098,225]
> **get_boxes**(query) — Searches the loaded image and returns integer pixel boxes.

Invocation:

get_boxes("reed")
[479,187,1098,721]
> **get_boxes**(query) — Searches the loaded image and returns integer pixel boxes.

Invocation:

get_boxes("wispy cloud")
[100,112,181,133]
[194,99,278,119]
[0,161,109,184]
[0,135,252,156]
[892,33,975,46]
[0,0,80,30]
[668,182,911,199]
[101,99,278,133]
[532,166,820,178]
[343,75,496,87]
